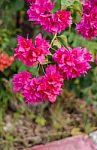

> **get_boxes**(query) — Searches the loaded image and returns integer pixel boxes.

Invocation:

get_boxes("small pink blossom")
[76,16,97,39]
[35,33,50,55]
[41,10,72,33]
[27,0,54,22]
[76,0,97,39]
[12,71,32,92]
[53,47,93,79]
[14,35,34,66]
[14,33,50,66]
[27,0,72,34]
[23,76,46,103]
[44,65,64,102]
[22,65,63,103]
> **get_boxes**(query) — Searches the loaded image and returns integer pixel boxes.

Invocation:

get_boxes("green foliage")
[61,0,76,9]
[0,0,24,28]
[0,1,97,148]
[35,116,46,126]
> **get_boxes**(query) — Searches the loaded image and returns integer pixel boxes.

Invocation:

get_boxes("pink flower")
[35,33,50,56]
[53,47,93,79]
[44,65,64,102]
[14,33,50,66]
[82,0,92,14]
[12,71,32,92]
[14,35,34,66]
[90,0,97,6]
[27,0,72,34]
[27,0,54,22]
[23,65,63,103]
[76,15,97,39]
[23,76,46,103]
[76,0,97,39]
[41,10,72,33]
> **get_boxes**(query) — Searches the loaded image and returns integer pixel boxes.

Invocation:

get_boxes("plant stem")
[50,33,57,47]
[51,47,56,51]
[41,65,45,74]
[60,0,62,10]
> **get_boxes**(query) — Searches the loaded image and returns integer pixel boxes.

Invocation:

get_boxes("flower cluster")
[43,65,63,102]
[53,47,93,79]
[27,0,72,33]
[0,51,14,71]
[76,0,97,39]
[13,71,32,92]
[23,76,46,103]
[14,33,50,66]
[13,44,93,103]
[41,10,72,33]
[27,0,54,22]
[13,65,63,103]
[12,0,94,104]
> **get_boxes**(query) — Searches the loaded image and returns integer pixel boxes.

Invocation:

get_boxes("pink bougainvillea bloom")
[82,0,92,14]
[27,0,72,34]
[14,35,34,66]
[23,76,46,103]
[76,14,97,39]
[43,65,64,102]
[14,33,50,66]
[27,0,55,22]
[23,65,63,103]
[90,0,97,6]
[35,33,50,57]
[53,47,93,79]
[41,10,72,33]
[76,0,97,39]
[12,71,32,92]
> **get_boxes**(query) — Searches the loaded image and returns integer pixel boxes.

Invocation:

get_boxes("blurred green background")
[0,0,97,149]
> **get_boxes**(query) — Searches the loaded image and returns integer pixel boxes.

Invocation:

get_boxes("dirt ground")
[0,91,97,150]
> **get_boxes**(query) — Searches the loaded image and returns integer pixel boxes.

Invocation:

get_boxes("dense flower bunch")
[42,65,63,102]
[12,0,94,104]
[53,47,93,79]
[13,39,93,103]
[40,10,72,33]
[13,65,63,103]
[27,0,72,33]
[0,51,14,71]
[13,71,32,92]
[14,33,50,66]
[76,0,97,39]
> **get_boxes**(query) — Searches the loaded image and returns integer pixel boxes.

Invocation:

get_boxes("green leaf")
[18,62,27,72]
[53,39,61,48]
[35,116,46,126]
[57,35,68,47]
[72,0,83,22]
[53,120,63,129]
[72,0,82,13]
[52,0,61,12]
[61,0,75,9]
[29,66,39,76]
[9,0,24,12]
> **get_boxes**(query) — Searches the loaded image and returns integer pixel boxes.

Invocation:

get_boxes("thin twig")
[50,33,57,47]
